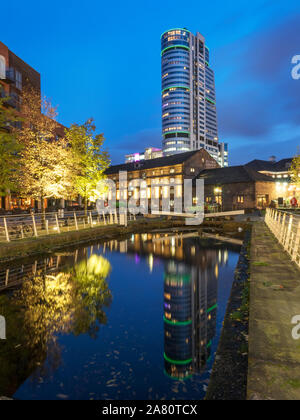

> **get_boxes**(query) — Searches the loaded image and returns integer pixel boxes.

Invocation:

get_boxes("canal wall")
[0,219,185,263]
[247,221,300,400]
[0,219,250,264]
[205,230,250,400]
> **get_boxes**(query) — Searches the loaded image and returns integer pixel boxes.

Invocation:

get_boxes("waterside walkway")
[248,222,300,400]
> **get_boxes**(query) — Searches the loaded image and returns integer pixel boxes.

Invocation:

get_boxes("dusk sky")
[1,0,300,165]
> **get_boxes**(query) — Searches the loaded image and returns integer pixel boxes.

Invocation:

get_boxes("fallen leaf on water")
[56,394,68,399]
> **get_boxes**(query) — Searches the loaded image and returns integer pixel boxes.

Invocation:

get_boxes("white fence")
[265,208,300,268]
[0,210,136,243]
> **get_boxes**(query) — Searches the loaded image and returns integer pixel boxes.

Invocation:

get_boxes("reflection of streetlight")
[215,263,219,279]
[148,254,154,273]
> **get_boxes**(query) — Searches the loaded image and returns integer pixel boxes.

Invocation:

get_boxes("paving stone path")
[248,222,300,400]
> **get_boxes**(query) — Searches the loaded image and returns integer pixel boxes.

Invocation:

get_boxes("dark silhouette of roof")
[245,158,292,172]
[105,150,208,174]
[197,165,276,185]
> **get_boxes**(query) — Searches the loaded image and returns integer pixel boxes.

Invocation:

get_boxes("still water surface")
[0,232,240,400]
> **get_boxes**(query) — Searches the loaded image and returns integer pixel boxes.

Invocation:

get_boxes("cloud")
[228,123,300,165]
[216,14,300,146]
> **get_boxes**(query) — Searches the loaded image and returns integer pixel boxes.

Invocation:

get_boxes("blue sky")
[1,0,300,165]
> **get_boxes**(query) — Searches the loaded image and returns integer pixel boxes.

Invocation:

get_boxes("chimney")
[269,156,276,163]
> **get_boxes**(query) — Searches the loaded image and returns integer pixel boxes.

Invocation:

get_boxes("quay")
[248,213,300,400]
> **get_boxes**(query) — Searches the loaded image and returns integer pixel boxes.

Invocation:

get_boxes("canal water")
[0,232,240,400]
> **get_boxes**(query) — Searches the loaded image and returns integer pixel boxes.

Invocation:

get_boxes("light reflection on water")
[0,232,239,400]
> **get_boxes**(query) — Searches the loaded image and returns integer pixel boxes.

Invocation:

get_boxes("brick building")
[105,151,296,212]
[197,165,277,211]
[245,158,297,206]
[105,149,219,210]
[0,41,40,109]
[0,41,67,212]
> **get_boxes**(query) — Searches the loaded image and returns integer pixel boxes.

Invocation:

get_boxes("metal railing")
[0,210,136,243]
[265,208,300,268]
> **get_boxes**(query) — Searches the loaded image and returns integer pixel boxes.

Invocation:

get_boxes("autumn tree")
[0,87,22,199]
[65,119,110,216]
[290,155,300,188]
[17,87,74,218]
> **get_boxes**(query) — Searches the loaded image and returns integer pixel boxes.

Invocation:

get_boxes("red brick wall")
[0,41,40,95]
[204,181,276,211]
[8,50,40,92]
[183,149,220,178]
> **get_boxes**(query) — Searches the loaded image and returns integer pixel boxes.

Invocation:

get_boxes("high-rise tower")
[161,29,227,166]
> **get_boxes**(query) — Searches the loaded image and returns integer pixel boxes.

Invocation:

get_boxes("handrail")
[0,210,136,243]
[265,208,300,268]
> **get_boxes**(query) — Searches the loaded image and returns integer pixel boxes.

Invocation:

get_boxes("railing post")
[102,211,107,225]
[5,269,9,286]
[279,213,287,242]
[274,212,281,238]
[89,212,93,228]
[55,213,61,233]
[45,219,49,235]
[32,214,38,237]
[74,212,78,231]
[284,215,293,251]
[3,218,10,242]
[292,220,300,264]
[20,224,24,239]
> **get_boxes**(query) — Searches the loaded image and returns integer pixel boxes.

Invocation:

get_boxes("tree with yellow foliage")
[290,155,300,188]
[17,87,74,218]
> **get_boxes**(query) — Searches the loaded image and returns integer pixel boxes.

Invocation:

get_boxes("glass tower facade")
[161,29,227,166]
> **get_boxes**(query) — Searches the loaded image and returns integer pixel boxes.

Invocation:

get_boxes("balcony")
[1,89,20,110]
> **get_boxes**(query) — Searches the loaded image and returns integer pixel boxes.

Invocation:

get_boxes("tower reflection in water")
[120,233,228,381]
[163,258,218,380]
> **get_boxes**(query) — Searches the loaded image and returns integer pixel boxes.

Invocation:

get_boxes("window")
[0,55,6,79]
[15,71,22,90]
[237,196,244,204]
[190,168,195,173]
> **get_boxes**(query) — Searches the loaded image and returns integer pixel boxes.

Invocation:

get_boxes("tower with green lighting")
[161,29,227,166]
